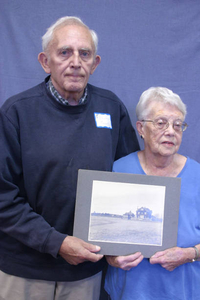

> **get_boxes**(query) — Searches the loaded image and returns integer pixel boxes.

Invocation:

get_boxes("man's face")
[40,25,100,101]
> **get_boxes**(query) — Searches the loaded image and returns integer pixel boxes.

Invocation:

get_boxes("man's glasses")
[142,118,188,132]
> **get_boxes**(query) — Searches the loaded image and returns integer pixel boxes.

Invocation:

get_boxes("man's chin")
[67,84,86,93]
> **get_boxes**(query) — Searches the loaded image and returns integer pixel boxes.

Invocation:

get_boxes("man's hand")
[59,236,103,265]
[106,252,143,271]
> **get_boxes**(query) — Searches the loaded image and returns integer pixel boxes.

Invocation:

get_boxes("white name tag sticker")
[94,113,112,129]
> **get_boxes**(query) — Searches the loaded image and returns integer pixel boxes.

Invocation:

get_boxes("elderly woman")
[104,87,200,300]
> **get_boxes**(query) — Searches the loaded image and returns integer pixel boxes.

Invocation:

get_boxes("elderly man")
[0,16,139,300]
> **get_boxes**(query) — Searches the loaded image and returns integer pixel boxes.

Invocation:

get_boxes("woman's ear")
[38,52,51,74]
[136,121,144,139]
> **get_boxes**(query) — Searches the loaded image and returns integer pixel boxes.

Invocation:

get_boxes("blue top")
[105,151,200,300]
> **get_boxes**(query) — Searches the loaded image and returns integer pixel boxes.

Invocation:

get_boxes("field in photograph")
[89,215,162,245]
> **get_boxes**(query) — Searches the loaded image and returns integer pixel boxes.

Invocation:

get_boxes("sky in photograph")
[90,180,165,218]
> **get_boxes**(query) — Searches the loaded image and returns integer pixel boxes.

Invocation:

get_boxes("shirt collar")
[47,77,87,106]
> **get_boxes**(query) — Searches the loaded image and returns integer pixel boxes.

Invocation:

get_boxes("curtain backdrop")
[1,0,200,162]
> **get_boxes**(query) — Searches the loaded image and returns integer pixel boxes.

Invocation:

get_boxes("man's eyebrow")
[56,46,72,54]
[59,46,71,50]
[79,47,91,51]
[57,46,91,51]
[56,46,93,55]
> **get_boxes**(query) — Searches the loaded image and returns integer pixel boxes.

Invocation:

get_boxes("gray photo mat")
[73,169,181,258]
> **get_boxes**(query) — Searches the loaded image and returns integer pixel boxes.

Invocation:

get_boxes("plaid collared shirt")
[47,77,87,105]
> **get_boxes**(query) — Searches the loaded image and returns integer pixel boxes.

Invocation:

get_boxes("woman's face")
[140,102,184,158]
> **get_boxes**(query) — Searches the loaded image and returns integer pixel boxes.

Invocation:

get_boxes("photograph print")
[88,180,165,246]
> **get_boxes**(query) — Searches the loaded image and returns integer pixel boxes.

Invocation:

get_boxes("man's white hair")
[42,16,98,54]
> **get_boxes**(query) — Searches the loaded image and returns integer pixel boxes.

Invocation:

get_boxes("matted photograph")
[73,169,181,257]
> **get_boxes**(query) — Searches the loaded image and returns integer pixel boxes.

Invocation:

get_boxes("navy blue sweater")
[0,78,139,281]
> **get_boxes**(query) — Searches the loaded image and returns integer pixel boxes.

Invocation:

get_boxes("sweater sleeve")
[0,110,66,258]
[114,102,140,161]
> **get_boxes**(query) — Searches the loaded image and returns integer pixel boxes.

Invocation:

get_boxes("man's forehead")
[53,25,93,46]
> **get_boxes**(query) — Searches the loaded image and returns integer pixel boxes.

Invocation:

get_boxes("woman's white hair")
[136,87,187,120]
[42,16,98,54]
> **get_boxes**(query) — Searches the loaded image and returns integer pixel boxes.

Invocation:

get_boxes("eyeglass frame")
[141,118,188,132]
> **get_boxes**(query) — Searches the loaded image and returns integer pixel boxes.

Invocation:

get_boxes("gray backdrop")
[1,0,200,162]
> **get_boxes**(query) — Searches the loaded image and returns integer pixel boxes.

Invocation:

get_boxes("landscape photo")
[88,180,165,246]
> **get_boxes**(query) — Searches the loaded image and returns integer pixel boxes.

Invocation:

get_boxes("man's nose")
[70,52,81,68]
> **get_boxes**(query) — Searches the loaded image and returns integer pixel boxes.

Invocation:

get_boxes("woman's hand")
[106,252,144,271]
[150,246,196,271]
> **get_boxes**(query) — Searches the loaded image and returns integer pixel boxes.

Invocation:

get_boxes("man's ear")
[38,52,51,74]
[90,55,101,74]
